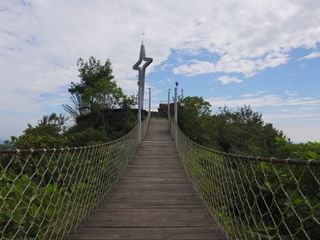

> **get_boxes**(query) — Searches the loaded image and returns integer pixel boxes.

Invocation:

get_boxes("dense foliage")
[0,129,138,238]
[178,96,320,160]
[1,57,138,149]
[64,57,132,117]
[14,113,69,149]
[176,137,320,239]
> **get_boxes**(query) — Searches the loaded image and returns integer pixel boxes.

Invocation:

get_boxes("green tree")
[0,136,17,150]
[275,140,320,160]
[64,57,126,118]
[63,57,137,145]
[14,113,68,149]
[214,105,286,155]
[178,99,288,157]
[178,96,212,144]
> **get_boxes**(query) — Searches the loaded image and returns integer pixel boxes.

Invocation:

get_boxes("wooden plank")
[107,195,200,205]
[113,189,195,195]
[107,190,197,196]
[125,171,185,175]
[115,183,194,191]
[126,169,185,174]
[83,209,212,227]
[133,156,178,158]
[125,173,186,178]
[99,203,205,210]
[117,176,189,184]
[128,165,182,169]
[68,227,226,240]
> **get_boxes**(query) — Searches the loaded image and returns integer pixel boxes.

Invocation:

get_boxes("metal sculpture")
[133,43,153,140]
[133,43,153,109]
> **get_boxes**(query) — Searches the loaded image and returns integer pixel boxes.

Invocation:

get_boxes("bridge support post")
[174,82,178,143]
[148,87,151,116]
[138,82,142,141]
[168,88,171,119]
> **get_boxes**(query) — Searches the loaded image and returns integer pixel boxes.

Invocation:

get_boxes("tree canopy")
[64,57,131,118]
[178,96,319,159]
[13,113,68,149]
[1,57,138,149]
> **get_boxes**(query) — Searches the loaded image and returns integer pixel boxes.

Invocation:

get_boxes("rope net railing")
[0,116,149,240]
[170,120,320,240]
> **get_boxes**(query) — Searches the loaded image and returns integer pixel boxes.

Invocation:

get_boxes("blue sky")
[148,48,320,142]
[0,0,320,142]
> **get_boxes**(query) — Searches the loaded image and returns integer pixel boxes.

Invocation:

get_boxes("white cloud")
[273,122,320,143]
[1,0,320,139]
[156,78,174,86]
[206,93,320,142]
[207,95,283,108]
[299,51,320,60]
[172,0,320,77]
[207,95,320,108]
[217,75,243,85]
[242,91,266,98]
[284,90,298,97]
[173,52,289,77]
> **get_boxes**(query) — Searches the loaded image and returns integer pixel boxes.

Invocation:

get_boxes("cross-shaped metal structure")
[133,43,153,141]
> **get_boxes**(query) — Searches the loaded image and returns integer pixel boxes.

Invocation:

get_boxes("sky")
[0,0,320,143]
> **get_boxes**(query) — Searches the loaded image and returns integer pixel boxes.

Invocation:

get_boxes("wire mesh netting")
[0,117,149,239]
[170,120,320,240]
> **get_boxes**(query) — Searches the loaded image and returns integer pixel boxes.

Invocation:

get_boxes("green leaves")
[179,102,287,156]
[67,56,126,116]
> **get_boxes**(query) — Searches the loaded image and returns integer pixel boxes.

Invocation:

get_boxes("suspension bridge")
[1,111,319,240]
[68,117,226,239]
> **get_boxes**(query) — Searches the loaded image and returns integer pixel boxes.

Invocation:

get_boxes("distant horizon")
[1,0,319,143]
[0,104,317,145]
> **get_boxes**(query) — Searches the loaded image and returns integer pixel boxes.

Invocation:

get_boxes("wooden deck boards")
[68,118,227,240]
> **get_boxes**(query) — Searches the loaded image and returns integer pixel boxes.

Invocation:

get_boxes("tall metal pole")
[168,88,171,119]
[174,82,178,142]
[174,82,178,124]
[133,43,153,142]
[148,88,151,116]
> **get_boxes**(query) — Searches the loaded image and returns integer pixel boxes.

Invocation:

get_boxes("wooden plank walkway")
[69,118,227,240]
